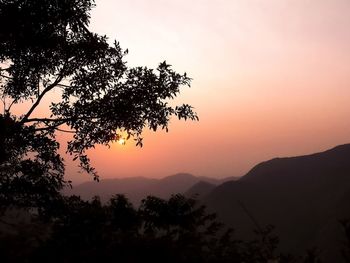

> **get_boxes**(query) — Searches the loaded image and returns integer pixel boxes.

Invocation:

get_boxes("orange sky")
[18,0,350,183]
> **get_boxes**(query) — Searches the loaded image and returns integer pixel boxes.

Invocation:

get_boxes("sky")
[56,0,350,182]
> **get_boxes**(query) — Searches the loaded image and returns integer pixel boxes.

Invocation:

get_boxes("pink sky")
[54,0,350,183]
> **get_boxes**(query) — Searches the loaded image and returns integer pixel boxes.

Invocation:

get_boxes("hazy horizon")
[70,143,349,185]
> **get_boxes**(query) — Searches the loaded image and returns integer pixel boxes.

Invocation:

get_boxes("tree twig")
[237,200,264,235]
[20,74,64,124]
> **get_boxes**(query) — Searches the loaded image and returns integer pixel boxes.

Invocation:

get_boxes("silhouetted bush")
[0,194,284,263]
[1,193,350,262]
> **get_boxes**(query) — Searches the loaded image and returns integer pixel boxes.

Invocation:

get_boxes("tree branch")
[7,99,17,112]
[32,120,65,132]
[24,118,72,123]
[20,75,64,124]
[24,116,97,124]
[56,83,71,88]
[55,128,75,133]
[34,125,75,133]
[1,74,71,89]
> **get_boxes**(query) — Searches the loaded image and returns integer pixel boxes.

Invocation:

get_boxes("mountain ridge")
[66,173,237,205]
[203,143,350,261]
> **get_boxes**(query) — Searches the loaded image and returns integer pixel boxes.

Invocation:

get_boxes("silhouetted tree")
[0,0,197,211]
[2,193,348,263]
[28,195,243,263]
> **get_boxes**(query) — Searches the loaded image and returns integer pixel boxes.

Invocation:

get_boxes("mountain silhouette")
[203,144,350,261]
[66,173,236,205]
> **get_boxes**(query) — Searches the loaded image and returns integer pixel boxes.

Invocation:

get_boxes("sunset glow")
[2,1,349,259]
[117,138,126,146]
[56,0,350,183]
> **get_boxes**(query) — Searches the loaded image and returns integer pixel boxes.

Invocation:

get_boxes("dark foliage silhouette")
[0,0,197,211]
[0,194,289,263]
[3,193,346,263]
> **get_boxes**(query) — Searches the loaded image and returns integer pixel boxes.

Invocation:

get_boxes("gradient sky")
[56,0,350,183]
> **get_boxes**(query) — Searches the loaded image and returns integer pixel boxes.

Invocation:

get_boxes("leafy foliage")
[0,114,63,212]
[0,194,283,263]
[0,0,197,210]
[1,193,349,262]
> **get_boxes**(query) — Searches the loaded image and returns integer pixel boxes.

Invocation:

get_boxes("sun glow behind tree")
[0,0,198,210]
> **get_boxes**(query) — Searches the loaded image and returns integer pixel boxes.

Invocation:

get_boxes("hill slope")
[204,144,350,261]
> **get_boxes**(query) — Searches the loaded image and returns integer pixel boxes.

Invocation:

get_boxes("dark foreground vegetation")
[1,194,350,263]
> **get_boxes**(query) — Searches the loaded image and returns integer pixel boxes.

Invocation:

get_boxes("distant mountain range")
[66,144,350,260]
[65,173,237,205]
[203,144,350,261]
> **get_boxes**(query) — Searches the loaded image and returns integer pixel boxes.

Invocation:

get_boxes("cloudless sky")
[64,0,350,183]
